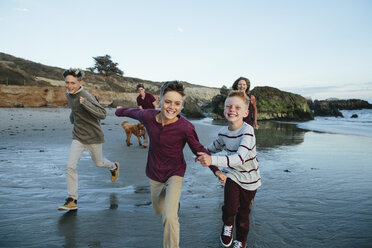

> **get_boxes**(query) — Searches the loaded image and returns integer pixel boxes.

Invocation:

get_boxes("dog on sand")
[121,120,146,147]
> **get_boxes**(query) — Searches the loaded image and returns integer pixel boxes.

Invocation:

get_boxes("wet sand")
[1,108,372,248]
[0,108,225,248]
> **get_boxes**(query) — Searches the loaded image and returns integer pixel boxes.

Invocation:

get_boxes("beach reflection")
[58,210,77,248]
[255,121,308,150]
[212,119,308,150]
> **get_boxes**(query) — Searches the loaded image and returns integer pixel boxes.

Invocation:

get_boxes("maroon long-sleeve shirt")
[115,108,218,182]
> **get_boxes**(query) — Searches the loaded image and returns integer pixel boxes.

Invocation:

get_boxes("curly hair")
[160,81,185,98]
[232,77,251,94]
[62,68,85,82]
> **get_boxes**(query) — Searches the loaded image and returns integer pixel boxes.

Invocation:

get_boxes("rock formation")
[308,99,372,117]
[210,86,314,121]
[252,86,314,121]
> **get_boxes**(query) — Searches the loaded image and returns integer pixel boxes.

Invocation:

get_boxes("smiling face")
[65,75,83,94]
[159,91,183,123]
[237,79,248,93]
[224,96,249,124]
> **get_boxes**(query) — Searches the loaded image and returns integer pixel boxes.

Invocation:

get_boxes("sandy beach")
[1,108,372,248]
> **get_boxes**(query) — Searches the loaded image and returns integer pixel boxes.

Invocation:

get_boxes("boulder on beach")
[211,86,314,121]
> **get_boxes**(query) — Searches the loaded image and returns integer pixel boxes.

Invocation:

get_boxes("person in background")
[197,91,261,248]
[58,68,119,211]
[232,77,259,129]
[136,83,157,147]
[116,81,225,248]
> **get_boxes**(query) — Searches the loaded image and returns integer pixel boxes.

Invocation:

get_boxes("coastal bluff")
[0,52,219,110]
[5,51,369,121]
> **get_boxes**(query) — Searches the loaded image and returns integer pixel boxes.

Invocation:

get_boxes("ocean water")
[297,109,372,137]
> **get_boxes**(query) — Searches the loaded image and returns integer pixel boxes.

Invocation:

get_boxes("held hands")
[215,170,227,184]
[195,152,212,166]
[195,152,226,184]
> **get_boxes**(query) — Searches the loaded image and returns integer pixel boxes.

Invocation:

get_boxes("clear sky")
[1,0,372,102]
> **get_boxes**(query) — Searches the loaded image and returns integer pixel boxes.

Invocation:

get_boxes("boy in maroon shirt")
[136,83,157,147]
[136,83,157,110]
[116,81,225,248]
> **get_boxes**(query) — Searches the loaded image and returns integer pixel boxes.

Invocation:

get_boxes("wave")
[296,109,372,137]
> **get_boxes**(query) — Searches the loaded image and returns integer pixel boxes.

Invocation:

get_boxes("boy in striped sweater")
[197,91,261,248]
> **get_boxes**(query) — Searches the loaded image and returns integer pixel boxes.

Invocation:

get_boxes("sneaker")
[58,197,77,211]
[220,224,233,247]
[110,162,119,182]
[232,240,247,248]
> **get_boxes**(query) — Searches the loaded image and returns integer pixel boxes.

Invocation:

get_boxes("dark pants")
[222,178,257,243]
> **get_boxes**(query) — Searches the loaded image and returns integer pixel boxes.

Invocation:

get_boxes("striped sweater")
[207,122,261,191]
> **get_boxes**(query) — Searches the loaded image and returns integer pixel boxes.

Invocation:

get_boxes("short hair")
[136,83,145,90]
[225,90,250,108]
[63,68,84,81]
[160,81,185,98]
[232,77,251,94]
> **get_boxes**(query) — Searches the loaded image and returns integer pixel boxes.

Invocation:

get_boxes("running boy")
[58,69,119,211]
[115,81,224,248]
[197,91,261,248]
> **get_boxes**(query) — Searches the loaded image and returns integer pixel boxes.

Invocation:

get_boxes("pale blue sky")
[1,0,372,102]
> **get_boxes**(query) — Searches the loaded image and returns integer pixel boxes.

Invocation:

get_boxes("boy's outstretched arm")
[115,106,145,123]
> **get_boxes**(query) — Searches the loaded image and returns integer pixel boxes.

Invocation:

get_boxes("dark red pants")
[222,178,257,243]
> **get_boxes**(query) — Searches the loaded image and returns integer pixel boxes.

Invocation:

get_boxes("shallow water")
[1,108,372,247]
[297,109,372,137]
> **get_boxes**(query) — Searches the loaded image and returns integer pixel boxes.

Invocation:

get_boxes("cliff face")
[0,85,139,107]
[0,85,67,107]
[0,84,219,108]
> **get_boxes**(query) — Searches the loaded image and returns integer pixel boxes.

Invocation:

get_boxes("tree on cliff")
[87,55,124,77]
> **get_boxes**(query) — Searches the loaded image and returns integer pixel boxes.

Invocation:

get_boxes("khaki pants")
[150,176,183,248]
[66,139,116,199]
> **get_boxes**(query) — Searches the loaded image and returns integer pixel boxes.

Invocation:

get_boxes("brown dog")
[121,120,146,147]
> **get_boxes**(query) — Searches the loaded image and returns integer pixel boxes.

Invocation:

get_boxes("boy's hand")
[80,96,85,104]
[215,170,227,184]
[196,152,212,166]
[116,106,123,109]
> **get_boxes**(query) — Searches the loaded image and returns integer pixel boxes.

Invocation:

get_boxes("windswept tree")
[87,55,124,76]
